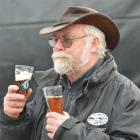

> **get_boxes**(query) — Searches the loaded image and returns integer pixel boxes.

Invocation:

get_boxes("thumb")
[8,85,19,93]
[63,111,70,117]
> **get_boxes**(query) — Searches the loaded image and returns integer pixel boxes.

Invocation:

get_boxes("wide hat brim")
[40,12,120,50]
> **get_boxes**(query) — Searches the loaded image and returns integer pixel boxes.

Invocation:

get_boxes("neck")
[67,55,100,82]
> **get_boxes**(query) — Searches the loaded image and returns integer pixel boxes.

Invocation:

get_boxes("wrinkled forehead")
[54,24,86,36]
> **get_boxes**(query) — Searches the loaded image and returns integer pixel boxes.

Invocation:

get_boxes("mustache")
[52,52,71,59]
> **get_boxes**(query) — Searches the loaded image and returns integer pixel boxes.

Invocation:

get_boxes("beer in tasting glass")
[15,65,34,97]
[43,85,63,114]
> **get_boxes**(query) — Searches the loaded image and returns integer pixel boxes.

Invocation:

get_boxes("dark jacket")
[0,53,140,140]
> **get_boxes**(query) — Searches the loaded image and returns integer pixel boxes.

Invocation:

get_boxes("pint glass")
[43,85,63,114]
[15,65,34,97]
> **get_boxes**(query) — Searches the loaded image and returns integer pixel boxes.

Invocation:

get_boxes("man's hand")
[3,85,32,119]
[46,112,70,139]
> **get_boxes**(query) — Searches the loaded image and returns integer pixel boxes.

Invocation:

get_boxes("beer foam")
[15,73,32,81]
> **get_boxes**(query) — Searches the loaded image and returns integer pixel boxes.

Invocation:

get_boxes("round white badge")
[87,113,108,126]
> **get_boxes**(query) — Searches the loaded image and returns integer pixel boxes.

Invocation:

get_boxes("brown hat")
[40,6,120,50]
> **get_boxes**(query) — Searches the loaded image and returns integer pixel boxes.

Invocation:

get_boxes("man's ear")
[91,37,100,53]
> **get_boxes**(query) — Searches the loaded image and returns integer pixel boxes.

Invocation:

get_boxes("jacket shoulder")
[109,72,140,110]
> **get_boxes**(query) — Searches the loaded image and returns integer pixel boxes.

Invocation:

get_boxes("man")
[0,6,140,140]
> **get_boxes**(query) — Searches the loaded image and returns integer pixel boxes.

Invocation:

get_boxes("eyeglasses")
[48,35,93,48]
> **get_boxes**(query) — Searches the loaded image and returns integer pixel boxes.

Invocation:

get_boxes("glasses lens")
[48,36,72,48]
[48,37,55,48]
[61,38,72,48]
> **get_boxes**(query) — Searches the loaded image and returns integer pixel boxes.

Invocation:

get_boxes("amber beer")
[43,85,63,114]
[16,80,30,97]
[47,96,63,114]
[15,65,34,97]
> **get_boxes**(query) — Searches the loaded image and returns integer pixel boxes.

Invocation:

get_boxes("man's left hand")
[46,111,70,139]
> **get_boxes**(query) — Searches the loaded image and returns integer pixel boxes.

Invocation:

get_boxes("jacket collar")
[83,53,117,98]
[87,52,117,84]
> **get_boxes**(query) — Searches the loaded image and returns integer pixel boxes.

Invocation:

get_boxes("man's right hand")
[3,85,32,119]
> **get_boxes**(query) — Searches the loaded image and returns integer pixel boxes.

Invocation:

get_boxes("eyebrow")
[54,31,73,37]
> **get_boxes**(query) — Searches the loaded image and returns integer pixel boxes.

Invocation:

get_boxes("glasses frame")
[48,35,93,48]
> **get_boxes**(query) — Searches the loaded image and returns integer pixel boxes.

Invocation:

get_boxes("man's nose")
[54,39,65,51]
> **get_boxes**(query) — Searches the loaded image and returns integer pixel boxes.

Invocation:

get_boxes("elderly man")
[0,6,140,140]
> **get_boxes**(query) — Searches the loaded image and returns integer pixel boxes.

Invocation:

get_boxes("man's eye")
[54,38,59,42]
[63,38,70,43]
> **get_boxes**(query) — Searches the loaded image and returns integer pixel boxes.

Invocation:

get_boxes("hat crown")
[60,6,98,23]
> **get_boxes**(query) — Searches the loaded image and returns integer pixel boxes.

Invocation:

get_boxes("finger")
[63,111,70,117]
[46,117,65,131]
[4,100,26,108]
[4,106,24,115]
[8,85,19,93]
[46,125,54,133]
[47,112,70,121]
[47,118,57,126]
[46,112,63,120]
[28,88,32,95]
[4,93,25,101]
[47,132,54,139]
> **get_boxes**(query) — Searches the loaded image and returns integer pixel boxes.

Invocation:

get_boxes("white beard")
[52,52,76,75]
